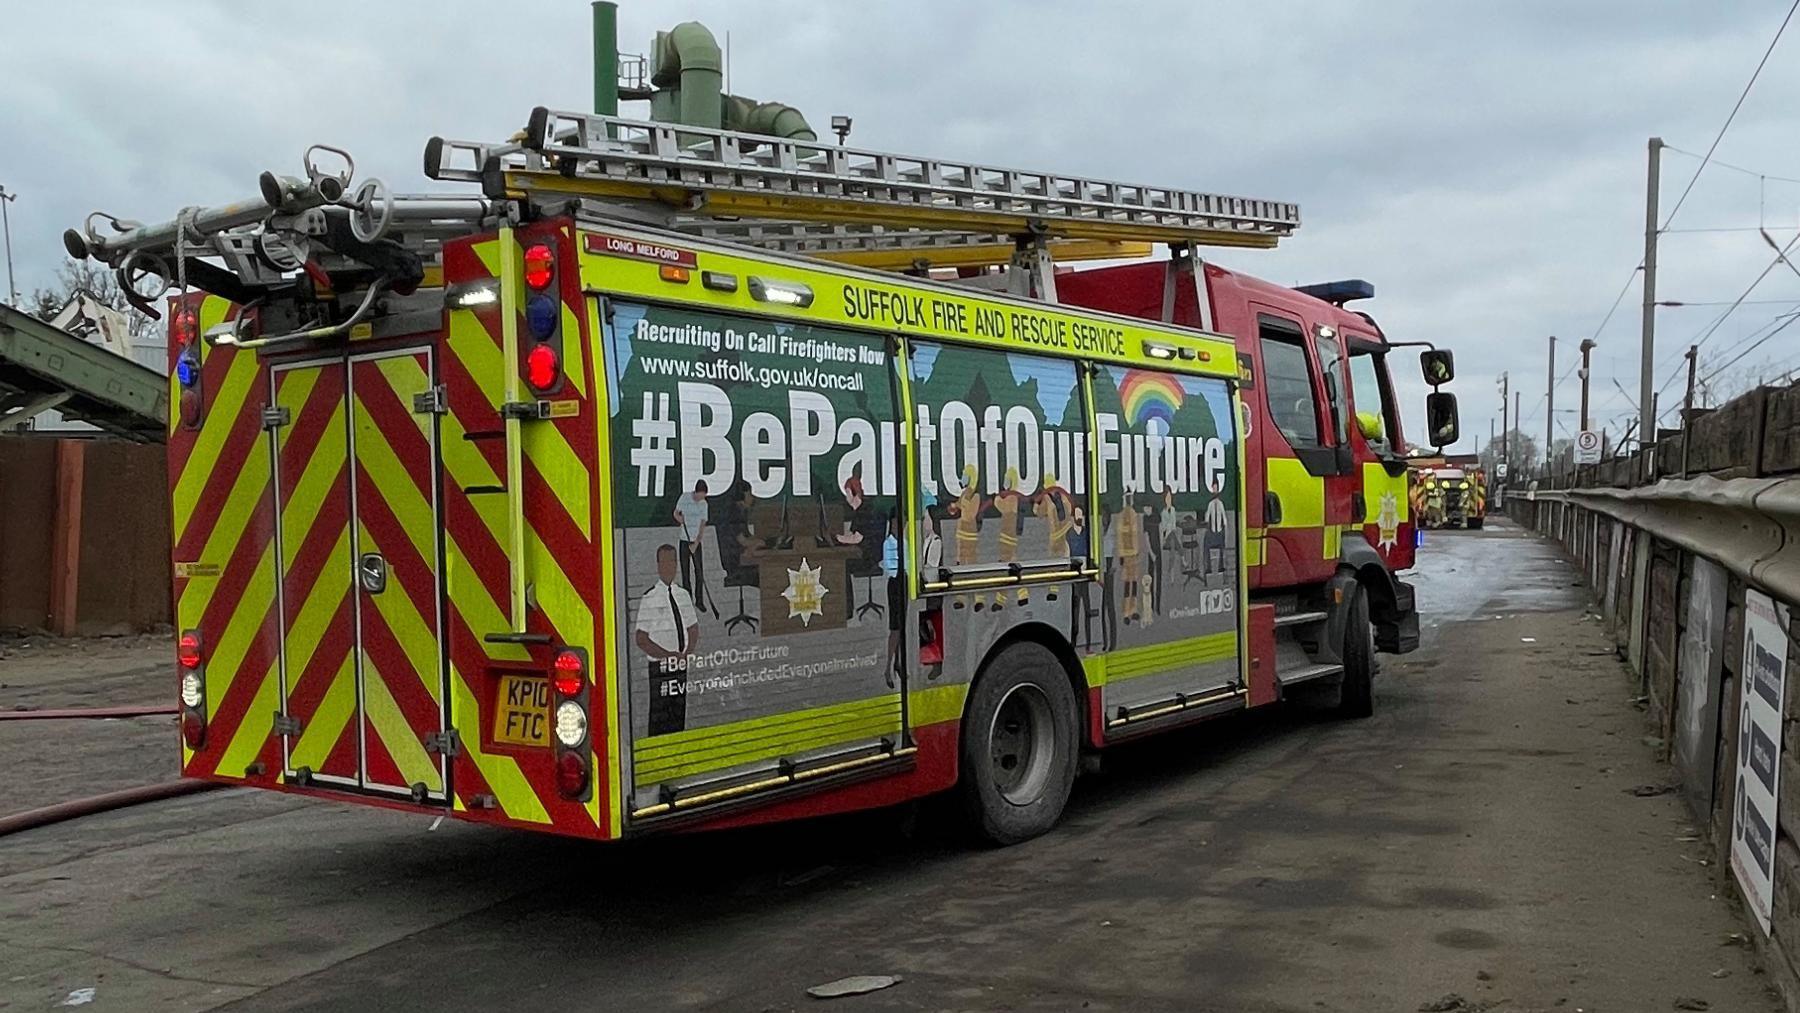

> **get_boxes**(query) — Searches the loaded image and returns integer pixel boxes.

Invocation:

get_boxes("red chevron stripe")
[351,356,435,504]
[173,380,268,562]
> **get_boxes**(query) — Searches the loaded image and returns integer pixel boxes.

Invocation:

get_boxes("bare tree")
[29,260,160,345]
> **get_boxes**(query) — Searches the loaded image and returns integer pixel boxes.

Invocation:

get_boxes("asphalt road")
[0,518,1781,1012]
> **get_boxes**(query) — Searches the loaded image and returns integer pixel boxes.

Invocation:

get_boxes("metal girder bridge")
[0,303,167,441]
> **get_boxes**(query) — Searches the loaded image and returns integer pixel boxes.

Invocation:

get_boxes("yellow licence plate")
[493,675,550,747]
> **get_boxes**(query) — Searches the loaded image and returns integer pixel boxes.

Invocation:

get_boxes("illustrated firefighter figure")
[991,467,1029,609]
[1035,471,1076,603]
[948,463,984,610]
[1116,485,1145,624]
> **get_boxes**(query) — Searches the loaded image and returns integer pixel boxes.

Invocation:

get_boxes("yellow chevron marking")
[352,405,436,573]
[524,421,592,541]
[361,648,442,792]
[525,524,593,647]
[358,516,442,702]
[176,426,272,625]
[203,540,275,720]
[217,658,279,777]
[447,314,507,412]
[280,398,347,571]
[559,301,588,398]
[172,350,261,545]
[472,239,503,280]
[290,651,356,772]
[283,528,353,701]
[450,663,550,823]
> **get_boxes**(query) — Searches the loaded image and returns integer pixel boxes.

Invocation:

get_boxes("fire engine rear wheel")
[1334,585,1376,719]
[958,642,1079,845]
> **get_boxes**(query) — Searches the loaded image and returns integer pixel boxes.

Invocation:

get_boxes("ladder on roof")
[425,107,1302,253]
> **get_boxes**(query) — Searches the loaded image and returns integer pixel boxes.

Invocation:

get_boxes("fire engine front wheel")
[958,642,1080,845]
[1335,585,1376,719]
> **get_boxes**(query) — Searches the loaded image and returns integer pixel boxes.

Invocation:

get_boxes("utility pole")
[1545,334,1556,467]
[1499,371,1510,478]
[1639,137,1663,473]
[0,185,16,307]
[1578,338,1596,431]
[1514,390,1522,475]
[1681,344,1698,477]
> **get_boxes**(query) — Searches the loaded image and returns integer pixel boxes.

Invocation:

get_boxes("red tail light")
[178,631,203,669]
[555,751,589,795]
[523,243,555,289]
[181,710,206,749]
[526,343,559,390]
[552,649,585,697]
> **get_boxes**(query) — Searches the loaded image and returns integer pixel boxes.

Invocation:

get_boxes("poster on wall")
[1673,557,1727,821]
[1732,588,1789,935]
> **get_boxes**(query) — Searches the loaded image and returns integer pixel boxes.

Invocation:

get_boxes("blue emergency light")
[1294,279,1376,306]
[176,356,198,387]
[525,294,559,339]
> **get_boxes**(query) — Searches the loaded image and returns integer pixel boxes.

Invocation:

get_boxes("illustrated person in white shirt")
[634,543,700,736]
[673,480,717,619]
[1203,494,1228,578]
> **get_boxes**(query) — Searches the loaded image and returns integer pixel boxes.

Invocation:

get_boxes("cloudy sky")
[5,1,1800,454]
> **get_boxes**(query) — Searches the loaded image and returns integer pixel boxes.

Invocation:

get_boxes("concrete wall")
[1517,498,1795,1002]
[0,435,170,635]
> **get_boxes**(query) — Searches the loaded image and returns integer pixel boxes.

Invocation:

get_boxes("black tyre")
[1467,516,1485,530]
[1335,585,1375,719]
[958,642,1080,845]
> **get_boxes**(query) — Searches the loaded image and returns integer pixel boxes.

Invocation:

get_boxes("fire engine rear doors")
[269,347,450,803]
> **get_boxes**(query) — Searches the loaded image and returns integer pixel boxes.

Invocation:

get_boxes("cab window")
[1348,345,1399,450]
[1257,321,1323,450]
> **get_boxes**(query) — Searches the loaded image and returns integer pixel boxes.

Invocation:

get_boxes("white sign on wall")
[1574,430,1602,465]
[1733,589,1790,935]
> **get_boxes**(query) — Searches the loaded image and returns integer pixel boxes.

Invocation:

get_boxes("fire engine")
[69,93,1458,843]
[1408,456,1487,530]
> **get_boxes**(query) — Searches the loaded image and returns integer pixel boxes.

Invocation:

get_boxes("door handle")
[358,552,388,594]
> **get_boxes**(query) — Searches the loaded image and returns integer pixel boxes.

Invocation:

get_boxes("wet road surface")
[0,518,1778,1012]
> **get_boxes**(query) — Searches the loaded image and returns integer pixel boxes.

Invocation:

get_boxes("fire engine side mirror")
[1425,391,1460,448]
[1420,349,1455,386]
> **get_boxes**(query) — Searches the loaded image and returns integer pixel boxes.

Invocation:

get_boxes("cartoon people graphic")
[991,467,1029,610]
[1116,485,1144,625]
[949,463,983,610]
[1036,471,1075,604]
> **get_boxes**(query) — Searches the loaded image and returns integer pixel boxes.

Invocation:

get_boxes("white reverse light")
[554,700,588,747]
[180,671,204,709]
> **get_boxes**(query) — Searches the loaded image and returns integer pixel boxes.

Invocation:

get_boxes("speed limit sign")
[1575,429,1602,465]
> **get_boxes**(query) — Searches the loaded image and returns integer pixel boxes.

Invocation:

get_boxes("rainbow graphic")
[1118,370,1184,429]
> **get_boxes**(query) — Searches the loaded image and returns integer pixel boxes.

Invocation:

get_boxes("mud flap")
[1374,579,1418,655]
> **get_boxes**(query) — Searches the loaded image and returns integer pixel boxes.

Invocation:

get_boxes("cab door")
[1250,310,1338,587]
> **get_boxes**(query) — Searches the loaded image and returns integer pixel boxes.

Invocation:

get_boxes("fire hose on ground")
[0,704,176,721]
[0,780,226,837]
[0,704,224,836]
